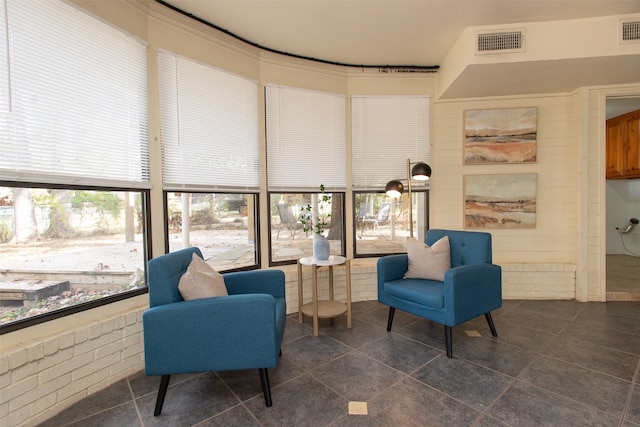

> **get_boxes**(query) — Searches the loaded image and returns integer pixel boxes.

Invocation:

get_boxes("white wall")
[432,95,578,263]
[607,179,640,254]
[431,95,579,298]
[630,182,640,253]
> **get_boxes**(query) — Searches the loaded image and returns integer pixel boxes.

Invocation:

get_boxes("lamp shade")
[385,180,404,198]
[411,162,432,181]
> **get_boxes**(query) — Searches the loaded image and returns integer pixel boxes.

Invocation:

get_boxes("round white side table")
[297,255,352,337]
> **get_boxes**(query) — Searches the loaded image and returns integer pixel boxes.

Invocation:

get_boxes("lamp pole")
[384,158,431,240]
[406,158,414,238]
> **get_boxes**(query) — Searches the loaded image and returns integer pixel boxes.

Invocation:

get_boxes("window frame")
[0,181,151,335]
[162,190,261,273]
[352,188,429,258]
[268,190,346,266]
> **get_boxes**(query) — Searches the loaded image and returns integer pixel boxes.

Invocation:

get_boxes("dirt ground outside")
[0,225,407,324]
[0,229,256,323]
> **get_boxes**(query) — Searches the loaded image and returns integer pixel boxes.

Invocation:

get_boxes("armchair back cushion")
[426,228,492,267]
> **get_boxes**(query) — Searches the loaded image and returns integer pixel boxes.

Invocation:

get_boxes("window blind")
[351,96,430,189]
[157,51,259,191]
[265,85,347,191]
[0,0,149,188]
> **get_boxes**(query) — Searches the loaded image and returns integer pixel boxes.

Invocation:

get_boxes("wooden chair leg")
[387,307,396,331]
[485,312,498,337]
[445,326,453,358]
[259,368,272,407]
[154,375,171,416]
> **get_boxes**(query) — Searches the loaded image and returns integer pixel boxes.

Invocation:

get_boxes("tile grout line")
[466,309,540,427]
[618,355,640,427]
[516,308,633,422]
[127,377,145,427]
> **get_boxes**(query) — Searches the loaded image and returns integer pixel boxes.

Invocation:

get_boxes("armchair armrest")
[443,263,502,324]
[143,293,280,375]
[224,269,285,298]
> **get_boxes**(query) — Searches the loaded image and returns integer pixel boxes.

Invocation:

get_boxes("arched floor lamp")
[384,158,431,238]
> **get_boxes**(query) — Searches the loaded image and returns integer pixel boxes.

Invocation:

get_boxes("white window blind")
[0,0,149,188]
[265,85,346,191]
[351,96,430,189]
[158,51,259,191]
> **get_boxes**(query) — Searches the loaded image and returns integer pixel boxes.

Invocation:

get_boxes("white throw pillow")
[178,253,228,300]
[404,236,451,281]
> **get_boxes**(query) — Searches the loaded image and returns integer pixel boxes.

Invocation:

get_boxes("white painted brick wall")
[283,259,578,312]
[1,308,146,427]
[502,263,576,300]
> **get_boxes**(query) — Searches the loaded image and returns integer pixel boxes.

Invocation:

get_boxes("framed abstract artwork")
[464,107,537,164]
[464,173,537,229]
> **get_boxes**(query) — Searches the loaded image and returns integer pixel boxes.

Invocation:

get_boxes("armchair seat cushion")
[384,278,444,309]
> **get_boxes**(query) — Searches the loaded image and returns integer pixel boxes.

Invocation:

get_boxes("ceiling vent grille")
[476,30,524,54]
[620,20,640,43]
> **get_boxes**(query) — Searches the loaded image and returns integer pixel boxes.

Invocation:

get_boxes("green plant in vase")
[299,184,331,235]
[299,184,331,260]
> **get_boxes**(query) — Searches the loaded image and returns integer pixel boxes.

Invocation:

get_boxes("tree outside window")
[166,192,258,271]
[269,192,344,264]
[0,186,147,327]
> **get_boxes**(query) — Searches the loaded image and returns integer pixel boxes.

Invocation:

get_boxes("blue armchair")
[377,229,502,358]
[143,247,286,416]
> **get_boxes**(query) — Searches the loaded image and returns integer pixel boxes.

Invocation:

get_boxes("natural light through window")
[0,187,147,325]
[166,192,258,271]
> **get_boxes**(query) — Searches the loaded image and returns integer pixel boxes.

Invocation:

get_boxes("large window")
[269,191,344,264]
[166,192,258,271]
[158,51,260,269]
[265,85,347,264]
[0,1,149,187]
[0,186,148,328]
[351,96,430,256]
[0,0,149,332]
[157,51,259,191]
[354,190,429,256]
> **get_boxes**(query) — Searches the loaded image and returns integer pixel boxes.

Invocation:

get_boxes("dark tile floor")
[38,300,640,427]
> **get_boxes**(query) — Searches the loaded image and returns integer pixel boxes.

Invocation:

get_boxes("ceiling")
[607,96,640,119]
[161,0,640,103]
[162,0,640,67]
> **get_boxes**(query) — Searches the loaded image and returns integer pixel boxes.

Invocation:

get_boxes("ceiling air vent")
[476,30,524,54]
[620,19,640,44]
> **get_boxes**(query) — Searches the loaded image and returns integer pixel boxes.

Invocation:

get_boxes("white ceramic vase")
[313,234,330,260]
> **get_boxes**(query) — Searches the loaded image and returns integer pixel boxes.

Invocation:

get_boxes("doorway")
[605,96,640,300]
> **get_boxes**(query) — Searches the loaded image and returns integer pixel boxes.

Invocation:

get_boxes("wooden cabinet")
[606,109,640,179]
